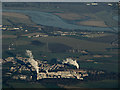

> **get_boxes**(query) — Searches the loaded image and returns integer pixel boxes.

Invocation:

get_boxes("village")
[2,50,107,82]
[2,54,89,81]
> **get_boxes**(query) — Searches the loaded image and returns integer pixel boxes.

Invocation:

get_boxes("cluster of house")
[37,69,88,80]
[3,56,89,81]
[52,31,77,36]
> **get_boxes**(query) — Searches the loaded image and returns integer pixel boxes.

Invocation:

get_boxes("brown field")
[2,35,17,38]
[54,12,107,27]
[77,20,108,27]
[2,12,35,25]
[54,13,86,20]
[3,12,29,19]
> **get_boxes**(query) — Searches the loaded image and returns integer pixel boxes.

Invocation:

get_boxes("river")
[3,9,118,32]
[113,16,118,21]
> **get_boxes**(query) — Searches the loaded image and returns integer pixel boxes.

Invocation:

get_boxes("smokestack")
[26,50,39,74]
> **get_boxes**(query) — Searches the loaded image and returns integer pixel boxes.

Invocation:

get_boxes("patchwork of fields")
[2,2,119,89]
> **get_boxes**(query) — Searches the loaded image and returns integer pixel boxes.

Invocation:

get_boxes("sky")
[1,0,119,2]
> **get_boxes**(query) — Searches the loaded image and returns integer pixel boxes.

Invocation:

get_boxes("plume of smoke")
[62,58,79,69]
[26,50,39,74]
[26,50,33,59]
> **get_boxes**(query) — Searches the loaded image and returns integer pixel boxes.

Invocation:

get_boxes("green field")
[3,82,45,88]
[32,36,112,51]
[2,33,118,73]
[62,80,118,88]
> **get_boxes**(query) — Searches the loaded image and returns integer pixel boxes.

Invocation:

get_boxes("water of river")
[3,9,118,32]
[113,16,118,21]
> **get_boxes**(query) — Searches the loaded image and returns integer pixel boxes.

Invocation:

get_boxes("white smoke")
[26,50,33,58]
[26,50,39,74]
[62,58,79,69]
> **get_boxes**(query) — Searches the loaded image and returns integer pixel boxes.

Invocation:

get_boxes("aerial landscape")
[1,2,119,89]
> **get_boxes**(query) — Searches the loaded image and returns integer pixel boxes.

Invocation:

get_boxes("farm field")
[60,80,118,88]
[32,36,112,51]
[2,34,118,73]
[77,20,107,27]
[2,12,35,25]
[54,13,86,20]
